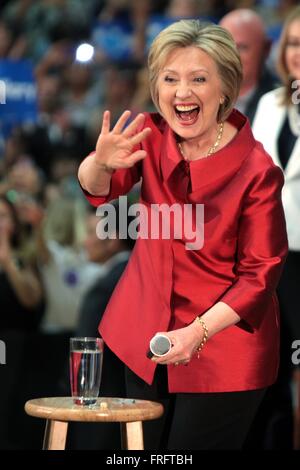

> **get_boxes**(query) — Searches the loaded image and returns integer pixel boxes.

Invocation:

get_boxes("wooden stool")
[25,397,163,450]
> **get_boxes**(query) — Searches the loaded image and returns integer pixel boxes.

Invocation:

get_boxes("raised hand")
[95,110,152,171]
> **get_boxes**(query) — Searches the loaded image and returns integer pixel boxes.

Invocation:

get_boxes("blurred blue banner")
[0,59,37,139]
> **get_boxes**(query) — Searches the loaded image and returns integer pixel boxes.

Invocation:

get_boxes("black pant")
[125,365,266,450]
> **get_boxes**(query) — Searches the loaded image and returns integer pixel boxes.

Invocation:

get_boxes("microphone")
[147,334,172,358]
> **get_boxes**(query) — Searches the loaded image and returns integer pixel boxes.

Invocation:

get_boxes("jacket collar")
[160,109,256,191]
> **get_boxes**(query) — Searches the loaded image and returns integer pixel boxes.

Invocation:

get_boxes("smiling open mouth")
[174,105,200,123]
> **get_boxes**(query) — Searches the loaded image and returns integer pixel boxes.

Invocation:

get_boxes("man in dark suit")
[220,9,278,124]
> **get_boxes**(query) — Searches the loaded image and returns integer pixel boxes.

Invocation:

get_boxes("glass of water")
[70,337,104,406]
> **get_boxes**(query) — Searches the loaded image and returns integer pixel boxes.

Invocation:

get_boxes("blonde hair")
[276,6,300,106]
[148,19,242,122]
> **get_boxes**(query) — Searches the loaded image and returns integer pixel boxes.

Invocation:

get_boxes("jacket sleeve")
[219,164,288,330]
[79,152,142,207]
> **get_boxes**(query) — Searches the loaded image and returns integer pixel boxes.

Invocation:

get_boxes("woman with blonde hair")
[252,6,300,449]
[79,19,288,449]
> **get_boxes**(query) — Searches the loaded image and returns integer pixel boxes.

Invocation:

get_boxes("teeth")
[175,105,199,112]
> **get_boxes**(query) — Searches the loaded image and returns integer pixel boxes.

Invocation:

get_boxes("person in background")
[77,201,135,337]
[62,62,103,129]
[68,200,135,449]
[89,63,139,142]
[78,19,288,449]
[35,197,103,335]
[0,195,43,330]
[0,194,43,449]
[220,8,277,123]
[252,5,300,449]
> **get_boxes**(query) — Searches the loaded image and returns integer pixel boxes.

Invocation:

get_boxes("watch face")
[149,334,171,357]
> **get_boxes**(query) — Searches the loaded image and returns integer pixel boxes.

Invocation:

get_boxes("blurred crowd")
[0,0,299,450]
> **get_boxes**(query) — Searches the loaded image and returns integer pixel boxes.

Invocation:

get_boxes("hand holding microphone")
[146,322,204,365]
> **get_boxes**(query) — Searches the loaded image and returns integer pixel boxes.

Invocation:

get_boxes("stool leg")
[43,419,68,450]
[120,421,144,450]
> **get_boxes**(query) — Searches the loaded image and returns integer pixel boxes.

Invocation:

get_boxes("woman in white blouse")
[252,5,300,449]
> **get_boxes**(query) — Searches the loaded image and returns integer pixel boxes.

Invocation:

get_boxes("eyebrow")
[162,68,209,74]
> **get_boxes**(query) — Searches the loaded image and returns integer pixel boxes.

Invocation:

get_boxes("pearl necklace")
[178,121,224,160]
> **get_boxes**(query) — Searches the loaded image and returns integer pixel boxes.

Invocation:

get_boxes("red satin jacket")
[82,110,288,392]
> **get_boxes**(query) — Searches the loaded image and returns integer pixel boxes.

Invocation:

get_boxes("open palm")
[95,110,152,170]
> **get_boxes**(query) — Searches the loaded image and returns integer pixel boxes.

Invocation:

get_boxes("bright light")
[75,43,95,63]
